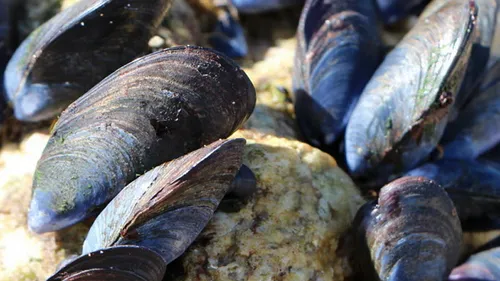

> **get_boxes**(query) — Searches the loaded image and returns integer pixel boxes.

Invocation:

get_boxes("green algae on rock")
[174,130,365,281]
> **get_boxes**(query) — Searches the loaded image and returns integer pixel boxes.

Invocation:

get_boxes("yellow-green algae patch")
[176,130,365,281]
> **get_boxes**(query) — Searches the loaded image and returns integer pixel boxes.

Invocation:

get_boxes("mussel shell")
[83,138,245,264]
[354,176,462,281]
[345,0,476,181]
[47,245,166,281]
[406,159,500,231]
[230,0,304,14]
[440,60,500,159]
[28,46,256,233]
[292,0,382,148]
[4,0,172,122]
[207,8,248,58]
[375,0,430,24]
[449,247,500,281]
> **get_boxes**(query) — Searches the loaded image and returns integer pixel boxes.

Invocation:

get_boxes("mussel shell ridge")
[354,176,463,281]
[28,46,256,233]
[47,245,166,281]
[4,0,172,121]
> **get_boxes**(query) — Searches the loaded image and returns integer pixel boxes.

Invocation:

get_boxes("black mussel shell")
[449,247,500,281]
[47,245,166,281]
[375,0,430,24]
[353,176,462,281]
[441,60,500,160]
[292,0,382,148]
[231,0,304,14]
[406,159,500,231]
[345,0,476,183]
[83,138,245,264]
[4,0,172,122]
[28,46,256,233]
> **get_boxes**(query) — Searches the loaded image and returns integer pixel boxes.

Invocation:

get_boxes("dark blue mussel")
[345,0,476,183]
[4,0,172,122]
[406,158,500,231]
[375,0,430,24]
[208,7,248,58]
[230,0,304,14]
[28,46,256,234]
[440,60,500,159]
[48,138,245,281]
[449,247,500,281]
[292,0,382,148]
[353,176,463,281]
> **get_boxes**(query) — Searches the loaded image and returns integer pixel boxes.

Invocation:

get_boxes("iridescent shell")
[4,0,172,122]
[345,0,476,182]
[28,46,256,233]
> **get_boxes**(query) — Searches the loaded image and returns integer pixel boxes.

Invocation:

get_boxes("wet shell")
[293,0,382,148]
[441,60,500,159]
[4,0,172,122]
[28,46,256,233]
[230,0,304,14]
[406,159,500,231]
[207,8,248,58]
[345,0,476,181]
[449,247,500,281]
[47,246,166,281]
[83,138,245,264]
[375,0,430,24]
[353,176,462,281]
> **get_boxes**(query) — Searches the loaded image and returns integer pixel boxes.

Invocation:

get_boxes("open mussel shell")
[83,138,245,264]
[441,60,500,159]
[28,46,256,234]
[47,245,166,281]
[292,0,382,148]
[353,176,462,281]
[3,0,172,122]
[375,0,430,24]
[345,0,476,182]
[448,247,500,281]
[406,159,500,231]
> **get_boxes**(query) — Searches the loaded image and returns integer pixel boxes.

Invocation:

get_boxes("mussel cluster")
[1,0,500,280]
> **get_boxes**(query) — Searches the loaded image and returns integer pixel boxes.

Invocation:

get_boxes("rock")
[173,130,365,281]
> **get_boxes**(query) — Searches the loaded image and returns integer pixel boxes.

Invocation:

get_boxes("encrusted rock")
[173,130,365,281]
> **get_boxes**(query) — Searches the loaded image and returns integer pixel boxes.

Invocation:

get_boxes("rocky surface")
[174,130,364,281]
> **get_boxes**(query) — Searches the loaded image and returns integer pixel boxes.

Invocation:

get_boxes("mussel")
[4,0,172,122]
[49,138,246,281]
[345,0,476,182]
[375,0,430,24]
[28,46,256,233]
[353,176,462,281]
[292,0,382,148]
[440,60,500,160]
[449,247,500,280]
[207,7,248,58]
[230,0,304,14]
[406,159,500,231]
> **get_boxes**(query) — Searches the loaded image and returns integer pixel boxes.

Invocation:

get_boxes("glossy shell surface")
[353,176,463,281]
[293,0,382,147]
[28,46,256,233]
[83,138,246,264]
[345,0,476,180]
[4,0,172,121]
